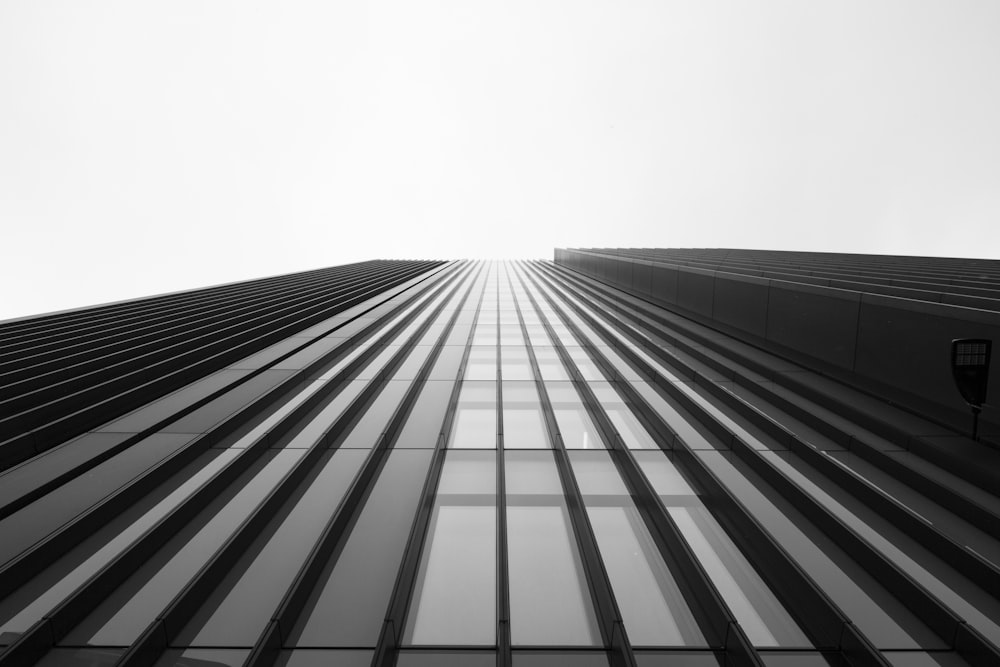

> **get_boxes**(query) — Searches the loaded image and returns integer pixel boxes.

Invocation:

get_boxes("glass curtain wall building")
[1,255,999,667]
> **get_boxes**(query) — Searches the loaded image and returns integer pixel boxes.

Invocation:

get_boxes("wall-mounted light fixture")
[951,338,991,440]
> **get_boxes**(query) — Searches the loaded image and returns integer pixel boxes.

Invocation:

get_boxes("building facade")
[0,254,999,667]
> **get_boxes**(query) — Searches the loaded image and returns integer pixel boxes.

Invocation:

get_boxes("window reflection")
[405,452,496,646]
[568,451,705,647]
[503,383,550,449]
[449,382,497,449]
[465,347,497,381]
[505,452,600,645]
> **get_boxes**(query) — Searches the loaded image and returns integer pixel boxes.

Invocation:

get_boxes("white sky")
[2,1,999,320]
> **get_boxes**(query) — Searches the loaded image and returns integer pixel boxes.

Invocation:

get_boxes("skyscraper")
[1,253,998,667]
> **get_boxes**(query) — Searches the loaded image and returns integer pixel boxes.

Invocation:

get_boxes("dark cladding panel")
[855,295,1000,418]
[633,260,653,296]
[650,264,679,306]
[676,268,715,319]
[711,273,770,339]
[765,283,860,370]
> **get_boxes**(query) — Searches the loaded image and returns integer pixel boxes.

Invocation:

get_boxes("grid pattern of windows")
[1,258,999,667]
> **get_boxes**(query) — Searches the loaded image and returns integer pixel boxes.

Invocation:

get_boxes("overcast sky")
[2,1,999,320]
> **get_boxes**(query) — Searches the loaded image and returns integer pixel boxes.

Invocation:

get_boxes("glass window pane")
[436,451,496,495]
[607,408,657,449]
[449,382,497,449]
[587,507,704,646]
[505,452,599,646]
[450,410,497,449]
[555,408,603,450]
[507,505,600,646]
[503,409,550,449]
[505,451,562,495]
[406,452,497,646]
[177,450,369,646]
[633,452,696,497]
[406,505,496,644]
[668,507,810,648]
[503,382,549,449]
[502,347,533,381]
[0,433,198,573]
[0,450,237,639]
[396,381,454,449]
[291,450,434,647]
[65,449,304,646]
[465,347,496,381]
[567,451,628,495]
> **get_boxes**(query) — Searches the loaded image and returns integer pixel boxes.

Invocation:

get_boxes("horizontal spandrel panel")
[512,651,610,666]
[397,651,495,667]
[633,651,722,666]
[0,433,198,568]
[880,651,969,667]
[64,449,304,646]
[274,650,373,667]
[291,449,434,647]
[179,449,369,646]
[0,449,237,638]
[757,651,840,666]
[33,648,124,666]
[153,648,249,667]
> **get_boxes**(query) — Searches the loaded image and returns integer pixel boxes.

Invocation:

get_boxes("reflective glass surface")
[405,452,496,646]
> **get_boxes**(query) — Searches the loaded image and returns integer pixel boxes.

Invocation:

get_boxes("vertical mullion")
[231,263,474,667]
[504,263,636,667]
[369,261,488,666]
[113,263,478,667]
[514,261,771,666]
[494,263,513,667]
[523,260,892,667]
[0,263,468,667]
